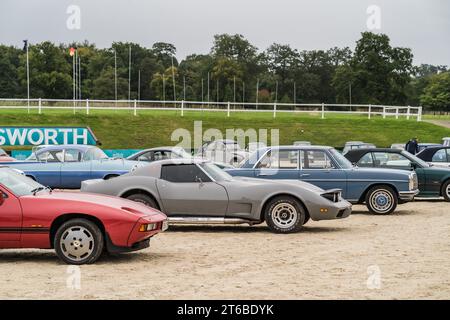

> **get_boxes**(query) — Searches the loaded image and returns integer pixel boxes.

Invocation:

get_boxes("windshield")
[401,151,430,168]
[0,167,43,196]
[83,147,109,161]
[198,162,233,181]
[328,148,353,169]
[173,147,193,158]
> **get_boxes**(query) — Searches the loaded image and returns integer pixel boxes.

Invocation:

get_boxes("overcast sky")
[0,0,448,66]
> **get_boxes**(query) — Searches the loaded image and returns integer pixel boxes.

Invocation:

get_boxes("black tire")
[303,215,310,225]
[126,193,158,209]
[365,185,398,215]
[441,180,450,201]
[54,218,104,265]
[264,196,306,233]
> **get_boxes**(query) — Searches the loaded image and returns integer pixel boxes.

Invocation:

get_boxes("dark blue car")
[226,146,419,215]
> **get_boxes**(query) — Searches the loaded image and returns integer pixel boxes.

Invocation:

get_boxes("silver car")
[81,159,351,233]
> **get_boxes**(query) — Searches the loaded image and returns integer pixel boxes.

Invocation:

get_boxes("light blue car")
[226,146,419,215]
[3,145,141,189]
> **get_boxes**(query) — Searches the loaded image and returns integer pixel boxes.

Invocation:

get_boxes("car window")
[432,149,447,162]
[160,164,211,183]
[256,150,299,169]
[304,150,334,169]
[446,149,450,162]
[37,150,63,162]
[64,149,81,162]
[357,153,374,167]
[373,152,411,168]
[137,151,153,161]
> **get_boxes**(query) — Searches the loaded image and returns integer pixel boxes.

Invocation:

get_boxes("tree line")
[0,32,448,112]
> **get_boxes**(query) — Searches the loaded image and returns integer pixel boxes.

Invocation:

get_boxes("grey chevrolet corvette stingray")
[81,159,352,233]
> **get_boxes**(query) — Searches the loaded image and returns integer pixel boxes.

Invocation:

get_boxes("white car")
[196,140,249,167]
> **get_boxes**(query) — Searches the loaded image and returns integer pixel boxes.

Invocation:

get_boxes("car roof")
[344,148,402,163]
[416,145,448,161]
[34,144,94,153]
[131,158,210,177]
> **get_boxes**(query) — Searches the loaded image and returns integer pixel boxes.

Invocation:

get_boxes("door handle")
[257,172,270,176]
[300,173,310,177]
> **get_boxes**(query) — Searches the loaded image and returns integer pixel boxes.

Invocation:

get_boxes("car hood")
[350,166,413,178]
[27,191,161,216]
[231,176,324,193]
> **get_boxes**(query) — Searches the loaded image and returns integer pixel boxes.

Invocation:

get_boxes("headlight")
[409,173,417,190]
[139,223,158,232]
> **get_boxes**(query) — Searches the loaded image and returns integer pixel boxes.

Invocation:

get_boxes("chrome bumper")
[399,189,420,201]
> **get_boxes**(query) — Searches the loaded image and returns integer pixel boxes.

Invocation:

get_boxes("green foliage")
[420,72,450,112]
[0,33,447,109]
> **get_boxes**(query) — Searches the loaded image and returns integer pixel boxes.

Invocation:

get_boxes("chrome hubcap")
[60,226,94,262]
[446,184,450,197]
[272,203,298,229]
[370,190,393,213]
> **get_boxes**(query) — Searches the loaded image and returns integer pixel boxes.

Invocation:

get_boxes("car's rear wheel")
[126,193,158,209]
[365,185,397,215]
[441,180,450,202]
[54,219,104,265]
[264,196,305,233]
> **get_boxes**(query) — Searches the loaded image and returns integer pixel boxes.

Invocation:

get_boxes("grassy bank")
[1,108,449,150]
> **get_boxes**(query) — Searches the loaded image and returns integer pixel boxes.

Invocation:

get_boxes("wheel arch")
[259,193,309,222]
[120,188,162,210]
[358,183,399,203]
[49,213,106,249]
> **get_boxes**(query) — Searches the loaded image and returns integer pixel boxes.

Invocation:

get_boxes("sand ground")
[1,200,449,300]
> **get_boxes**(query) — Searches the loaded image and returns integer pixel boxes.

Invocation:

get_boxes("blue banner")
[0,127,98,146]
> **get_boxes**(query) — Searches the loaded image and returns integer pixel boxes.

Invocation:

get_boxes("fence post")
[181,100,184,117]
[227,101,230,117]
[406,105,410,120]
[382,106,386,119]
[321,103,325,119]
[38,98,41,114]
[368,104,371,119]
[134,99,137,116]
[395,107,399,119]
[86,99,89,115]
[418,106,422,122]
[273,102,277,118]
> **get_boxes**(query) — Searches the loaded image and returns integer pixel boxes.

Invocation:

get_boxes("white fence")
[0,98,422,121]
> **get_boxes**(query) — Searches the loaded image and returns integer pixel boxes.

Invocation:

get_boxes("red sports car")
[0,166,168,264]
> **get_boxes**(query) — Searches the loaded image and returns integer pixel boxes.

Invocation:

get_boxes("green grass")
[1,108,449,150]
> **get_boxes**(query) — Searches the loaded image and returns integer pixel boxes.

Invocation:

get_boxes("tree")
[420,72,450,113]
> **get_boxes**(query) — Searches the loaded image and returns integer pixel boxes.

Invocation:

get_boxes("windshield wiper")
[31,186,52,196]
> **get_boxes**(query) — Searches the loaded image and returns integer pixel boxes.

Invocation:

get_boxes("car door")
[60,149,91,189]
[156,164,228,216]
[254,149,300,179]
[298,149,347,195]
[0,185,22,244]
[33,150,63,188]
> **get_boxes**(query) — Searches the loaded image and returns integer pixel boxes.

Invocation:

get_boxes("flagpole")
[25,41,30,114]
[138,69,141,101]
[114,49,117,102]
[128,45,131,106]
[78,55,81,100]
[171,56,176,102]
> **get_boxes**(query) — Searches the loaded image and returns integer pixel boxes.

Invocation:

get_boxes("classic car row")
[1,139,449,265]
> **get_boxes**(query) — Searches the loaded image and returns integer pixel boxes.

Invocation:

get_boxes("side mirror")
[0,192,6,206]
[410,162,418,170]
[195,176,204,185]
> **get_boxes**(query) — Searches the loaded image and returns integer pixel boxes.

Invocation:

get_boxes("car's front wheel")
[264,196,306,233]
[126,193,158,209]
[365,185,398,215]
[441,180,450,202]
[54,218,104,265]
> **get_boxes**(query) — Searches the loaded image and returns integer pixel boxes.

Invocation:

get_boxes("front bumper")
[310,200,352,221]
[399,189,419,201]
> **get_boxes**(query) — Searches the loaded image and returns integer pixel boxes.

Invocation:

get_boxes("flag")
[69,47,75,56]
[22,40,28,52]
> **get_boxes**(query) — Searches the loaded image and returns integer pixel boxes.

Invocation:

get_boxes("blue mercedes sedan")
[3,145,141,189]
[226,146,419,215]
